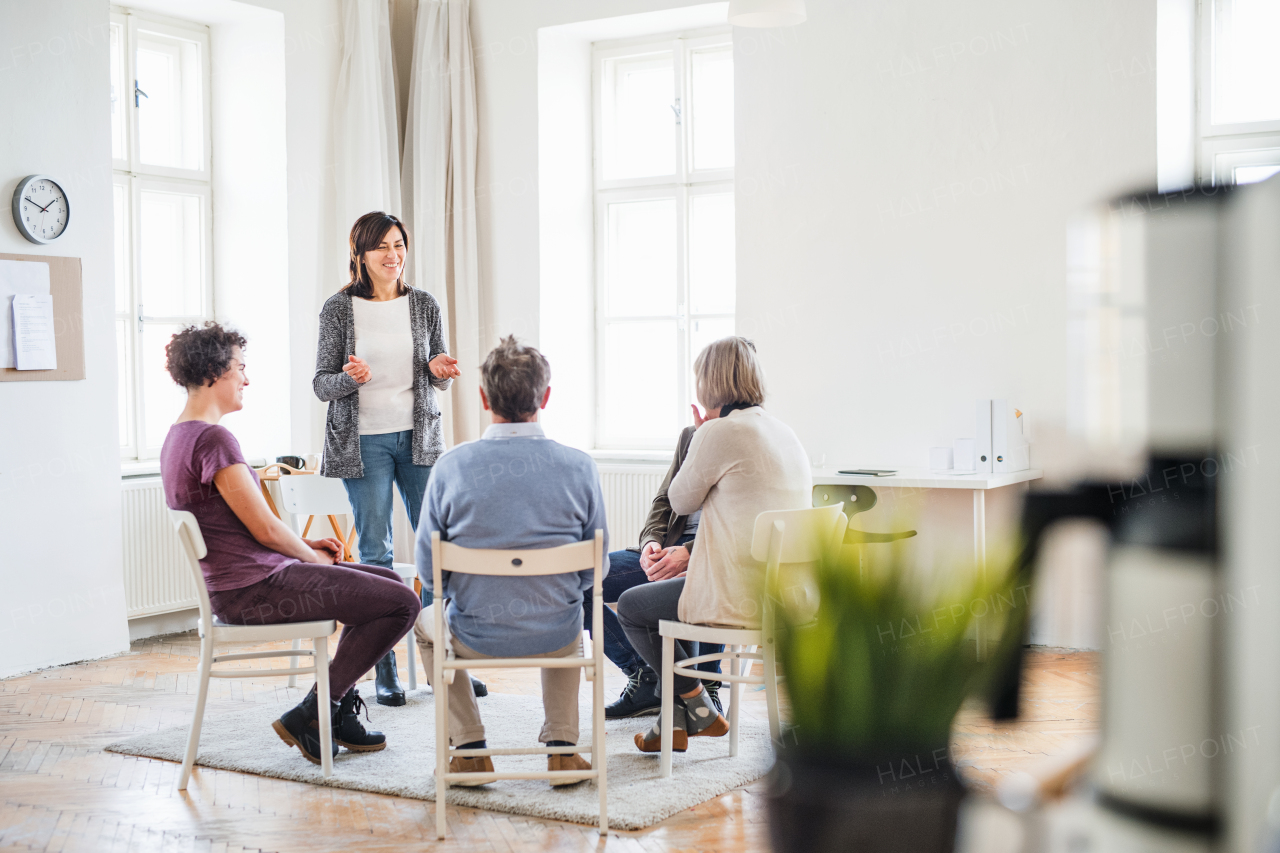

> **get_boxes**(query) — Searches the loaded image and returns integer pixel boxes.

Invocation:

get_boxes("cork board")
[0,252,84,382]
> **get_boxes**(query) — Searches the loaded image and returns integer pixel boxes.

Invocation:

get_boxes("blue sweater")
[415,422,610,656]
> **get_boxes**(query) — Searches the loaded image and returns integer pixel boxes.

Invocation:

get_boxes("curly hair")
[165,322,248,389]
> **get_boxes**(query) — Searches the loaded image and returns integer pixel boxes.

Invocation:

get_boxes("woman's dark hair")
[165,322,247,389]
[345,211,410,299]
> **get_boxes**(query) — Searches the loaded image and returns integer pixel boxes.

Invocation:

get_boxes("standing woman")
[314,211,461,706]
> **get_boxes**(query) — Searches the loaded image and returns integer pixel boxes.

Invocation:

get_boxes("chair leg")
[287,637,302,689]
[435,647,448,838]
[763,637,782,745]
[178,637,213,791]
[314,635,333,779]
[594,639,608,835]
[405,633,417,692]
[660,634,675,778]
[728,645,741,759]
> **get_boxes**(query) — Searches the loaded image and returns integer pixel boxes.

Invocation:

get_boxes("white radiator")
[597,464,667,550]
[121,477,199,618]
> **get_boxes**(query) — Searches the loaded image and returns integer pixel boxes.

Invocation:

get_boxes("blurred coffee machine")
[1009,175,1279,852]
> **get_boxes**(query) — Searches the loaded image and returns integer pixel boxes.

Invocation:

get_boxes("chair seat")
[210,619,337,644]
[658,619,762,645]
[392,561,417,582]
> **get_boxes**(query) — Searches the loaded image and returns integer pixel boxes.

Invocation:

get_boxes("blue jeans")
[582,534,722,679]
[341,430,432,570]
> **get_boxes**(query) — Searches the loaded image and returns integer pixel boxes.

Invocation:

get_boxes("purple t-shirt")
[160,421,298,592]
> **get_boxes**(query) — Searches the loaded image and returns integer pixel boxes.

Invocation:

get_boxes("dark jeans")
[208,561,421,701]
[341,429,432,569]
[583,535,722,679]
[616,577,706,695]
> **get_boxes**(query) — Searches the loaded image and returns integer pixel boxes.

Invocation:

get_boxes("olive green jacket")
[635,426,698,552]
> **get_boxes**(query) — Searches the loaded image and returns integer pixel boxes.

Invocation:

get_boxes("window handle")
[134,81,148,107]
[137,303,144,334]
[671,98,682,125]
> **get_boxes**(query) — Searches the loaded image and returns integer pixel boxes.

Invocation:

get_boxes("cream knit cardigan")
[668,407,812,628]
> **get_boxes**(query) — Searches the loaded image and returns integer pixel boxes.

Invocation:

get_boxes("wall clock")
[11,175,70,244]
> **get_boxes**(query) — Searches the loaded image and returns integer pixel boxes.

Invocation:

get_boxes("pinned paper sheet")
[0,259,51,369]
[12,295,57,370]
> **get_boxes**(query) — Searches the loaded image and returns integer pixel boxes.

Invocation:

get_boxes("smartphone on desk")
[838,469,897,476]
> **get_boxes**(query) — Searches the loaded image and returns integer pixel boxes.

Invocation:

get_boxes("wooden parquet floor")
[0,633,1097,853]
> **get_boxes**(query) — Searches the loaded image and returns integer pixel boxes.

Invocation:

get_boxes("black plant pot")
[766,745,966,853]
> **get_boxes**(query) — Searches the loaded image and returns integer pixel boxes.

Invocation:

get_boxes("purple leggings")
[208,562,421,701]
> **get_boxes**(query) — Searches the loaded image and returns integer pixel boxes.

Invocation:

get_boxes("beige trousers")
[414,606,581,746]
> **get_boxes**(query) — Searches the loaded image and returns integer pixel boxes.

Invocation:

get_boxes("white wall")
[734,2,1155,471]
[0,0,131,676]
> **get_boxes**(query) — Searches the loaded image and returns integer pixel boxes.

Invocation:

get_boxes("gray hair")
[693,336,765,410]
[480,335,551,421]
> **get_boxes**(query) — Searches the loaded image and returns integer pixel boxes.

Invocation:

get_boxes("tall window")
[593,34,734,449]
[1200,0,1280,184]
[111,8,212,460]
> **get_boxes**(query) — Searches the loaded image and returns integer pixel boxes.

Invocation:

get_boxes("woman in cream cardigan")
[617,337,812,752]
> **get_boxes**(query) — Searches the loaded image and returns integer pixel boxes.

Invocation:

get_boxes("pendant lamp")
[727,0,807,27]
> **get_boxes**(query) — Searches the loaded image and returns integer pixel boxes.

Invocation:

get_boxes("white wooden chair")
[276,475,421,690]
[168,510,338,788]
[430,530,608,838]
[657,504,847,777]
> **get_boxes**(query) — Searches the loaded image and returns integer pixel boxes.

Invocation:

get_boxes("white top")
[668,407,812,628]
[352,295,415,435]
[811,467,1044,490]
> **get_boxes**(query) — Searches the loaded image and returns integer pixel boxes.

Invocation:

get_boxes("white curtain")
[401,0,481,446]
[334,0,402,278]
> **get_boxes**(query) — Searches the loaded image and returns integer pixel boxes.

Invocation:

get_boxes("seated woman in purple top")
[159,323,421,766]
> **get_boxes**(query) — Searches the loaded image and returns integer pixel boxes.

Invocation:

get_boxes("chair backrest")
[750,504,847,563]
[432,531,603,579]
[277,473,353,517]
[430,531,606,654]
[811,484,877,517]
[169,510,216,635]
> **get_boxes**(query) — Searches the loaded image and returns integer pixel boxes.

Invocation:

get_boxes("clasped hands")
[640,540,690,581]
[305,537,345,565]
[342,353,462,384]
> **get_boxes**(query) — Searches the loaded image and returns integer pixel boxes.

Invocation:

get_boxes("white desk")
[813,467,1044,573]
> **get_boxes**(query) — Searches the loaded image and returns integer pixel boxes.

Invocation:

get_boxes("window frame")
[1197,0,1280,184]
[591,30,734,451]
[112,7,214,461]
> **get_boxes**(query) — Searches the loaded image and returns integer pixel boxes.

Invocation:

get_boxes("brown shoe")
[547,753,592,786]
[448,755,494,786]
[689,714,730,739]
[634,727,689,753]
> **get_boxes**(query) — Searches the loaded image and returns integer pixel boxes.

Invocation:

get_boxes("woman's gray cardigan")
[313,287,453,478]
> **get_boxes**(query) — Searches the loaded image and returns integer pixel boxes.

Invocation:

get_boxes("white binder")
[976,399,993,473]
[992,399,1029,472]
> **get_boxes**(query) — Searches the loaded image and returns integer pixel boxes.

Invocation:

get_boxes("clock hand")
[26,197,56,214]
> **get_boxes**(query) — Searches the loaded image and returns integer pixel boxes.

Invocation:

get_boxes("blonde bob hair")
[693,336,766,410]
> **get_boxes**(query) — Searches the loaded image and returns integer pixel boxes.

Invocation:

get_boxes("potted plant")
[766,537,1027,853]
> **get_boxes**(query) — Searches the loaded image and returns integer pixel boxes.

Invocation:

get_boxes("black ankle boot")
[334,688,386,752]
[471,677,488,697]
[272,685,340,765]
[605,666,661,719]
[374,650,406,706]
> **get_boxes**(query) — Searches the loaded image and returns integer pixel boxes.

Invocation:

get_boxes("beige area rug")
[104,685,775,831]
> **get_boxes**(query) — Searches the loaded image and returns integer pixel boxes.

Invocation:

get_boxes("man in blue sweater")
[414,336,609,786]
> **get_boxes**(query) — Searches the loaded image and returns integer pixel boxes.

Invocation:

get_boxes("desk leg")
[260,483,282,520]
[973,490,987,660]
